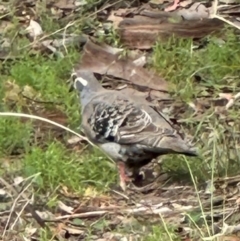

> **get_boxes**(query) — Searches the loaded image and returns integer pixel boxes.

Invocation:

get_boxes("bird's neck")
[80,86,102,107]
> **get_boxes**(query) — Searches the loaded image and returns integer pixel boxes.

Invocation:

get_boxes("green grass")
[22,142,116,193]
[145,225,181,241]
[152,28,240,181]
[153,28,240,99]
[1,0,240,240]
[0,49,117,193]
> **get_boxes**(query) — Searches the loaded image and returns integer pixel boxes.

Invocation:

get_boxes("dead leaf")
[132,55,146,67]
[62,226,85,235]
[35,210,54,219]
[67,136,83,144]
[176,2,210,20]
[26,19,43,39]
[24,227,38,237]
[76,38,169,92]
[58,201,74,214]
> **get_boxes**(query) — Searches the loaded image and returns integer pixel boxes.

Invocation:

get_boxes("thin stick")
[0,112,115,163]
[0,112,88,141]
[45,210,109,221]
[210,0,240,31]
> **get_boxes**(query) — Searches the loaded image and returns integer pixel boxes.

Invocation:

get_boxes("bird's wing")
[85,95,176,145]
[83,94,197,156]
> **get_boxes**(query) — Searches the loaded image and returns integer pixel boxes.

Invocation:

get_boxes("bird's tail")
[172,140,198,156]
[158,135,198,156]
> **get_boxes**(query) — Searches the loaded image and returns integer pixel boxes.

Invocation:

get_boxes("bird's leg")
[117,161,131,191]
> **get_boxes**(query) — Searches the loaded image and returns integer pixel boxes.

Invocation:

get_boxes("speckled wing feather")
[82,94,193,155]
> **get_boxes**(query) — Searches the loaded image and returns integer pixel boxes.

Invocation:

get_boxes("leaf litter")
[3,173,240,240]
[2,0,240,240]
[74,38,169,92]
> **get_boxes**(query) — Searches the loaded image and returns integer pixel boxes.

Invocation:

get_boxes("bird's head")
[71,72,88,91]
[69,70,102,93]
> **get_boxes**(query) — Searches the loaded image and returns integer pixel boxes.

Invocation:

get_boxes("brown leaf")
[76,39,169,92]
[118,13,223,49]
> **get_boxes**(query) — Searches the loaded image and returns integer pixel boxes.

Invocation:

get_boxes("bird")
[71,70,198,190]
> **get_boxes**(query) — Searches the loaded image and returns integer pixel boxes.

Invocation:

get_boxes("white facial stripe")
[76,77,88,86]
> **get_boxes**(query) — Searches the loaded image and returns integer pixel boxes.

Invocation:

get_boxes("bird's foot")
[129,172,170,193]
[117,162,132,191]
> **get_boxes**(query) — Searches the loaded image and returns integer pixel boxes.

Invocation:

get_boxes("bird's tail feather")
[157,136,198,156]
[174,138,198,156]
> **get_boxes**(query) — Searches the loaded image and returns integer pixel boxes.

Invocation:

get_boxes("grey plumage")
[72,70,198,189]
